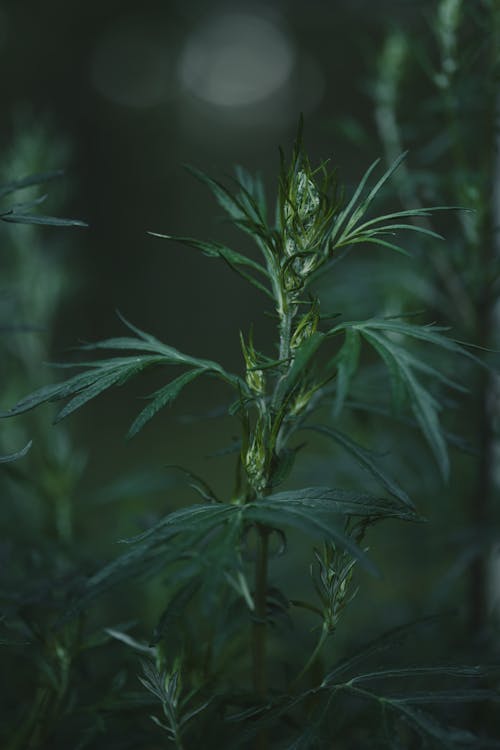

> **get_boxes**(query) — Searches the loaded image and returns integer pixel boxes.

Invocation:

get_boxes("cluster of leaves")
[368,0,500,640]
[2,111,499,750]
[0,169,86,229]
[0,167,86,465]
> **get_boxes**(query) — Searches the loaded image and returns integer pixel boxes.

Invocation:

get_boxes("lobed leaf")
[184,164,248,222]
[54,359,157,422]
[267,486,418,519]
[328,158,382,246]
[244,485,420,574]
[148,234,266,274]
[328,328,361,417]
[62,504,241,618]
[123,503,239,544]
[322,614,449,686]
[2,314,248,432]
[305,425,414,508]
[245,500,376,573]
[326,318,480,478]
[233,165,267,222]
[148,234,272,298]
[128,369,205,437]
[2,356,165,421]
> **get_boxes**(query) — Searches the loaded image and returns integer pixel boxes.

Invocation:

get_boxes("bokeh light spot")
[178,12,295,107]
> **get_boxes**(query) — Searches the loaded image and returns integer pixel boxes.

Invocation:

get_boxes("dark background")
[1,0,433,424]
[1,0,430,348]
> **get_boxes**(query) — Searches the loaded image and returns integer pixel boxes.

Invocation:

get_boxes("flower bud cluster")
[313,543,357,633]
[282,169,324,288]
[290,304,319,351]
[240,332,265,395]
[244,426,267,494]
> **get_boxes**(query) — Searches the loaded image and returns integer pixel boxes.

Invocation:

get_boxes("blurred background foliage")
[1,0,500,746]
[1,0,456,500]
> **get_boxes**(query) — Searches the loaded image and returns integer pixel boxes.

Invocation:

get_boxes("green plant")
[0,136,86,466]
[371,0,500,638]
[0,123,90,750]
[2,125,499,748]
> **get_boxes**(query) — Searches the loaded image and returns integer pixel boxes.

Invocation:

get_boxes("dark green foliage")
[2,6,500,744]
[3,130,498,748]
[0,170,87,228]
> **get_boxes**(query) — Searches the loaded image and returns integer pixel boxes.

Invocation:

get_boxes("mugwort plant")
[3,125,499,748]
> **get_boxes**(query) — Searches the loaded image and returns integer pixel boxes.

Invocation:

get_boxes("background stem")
[253,524,270,697]
[253,524,270,750]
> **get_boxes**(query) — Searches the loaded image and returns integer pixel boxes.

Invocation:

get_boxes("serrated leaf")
[54,359,155,422]
[360,319,489,369]
[148,235,268,277]
[3,316,248,426]
[61,504,241,618]
[331,328,361,416]
[323,614,448,686]
[264,486,418,521]
[128,369,204,437]
[361,152,408,215]
[2,368,111,416]
[149,233,273,298]
[355,329,407,412]
[392,346,468,393]
[185,164,247,222]
[243,489,394,574]
[245,503,375,572]
[1,355,163,421]
[164,465,219,503]
[329,158,382,245]
[233,165,267,221]
[398,361,449,479]
[124,503,238,545]
[305,425,414,508]
[333,320,460,478]
[114,313,247,390]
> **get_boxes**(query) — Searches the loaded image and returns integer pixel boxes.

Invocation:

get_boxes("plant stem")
[252,524,270,750]
[253,524,270,697]
[291,625,329,688]
[279,306,294,362]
